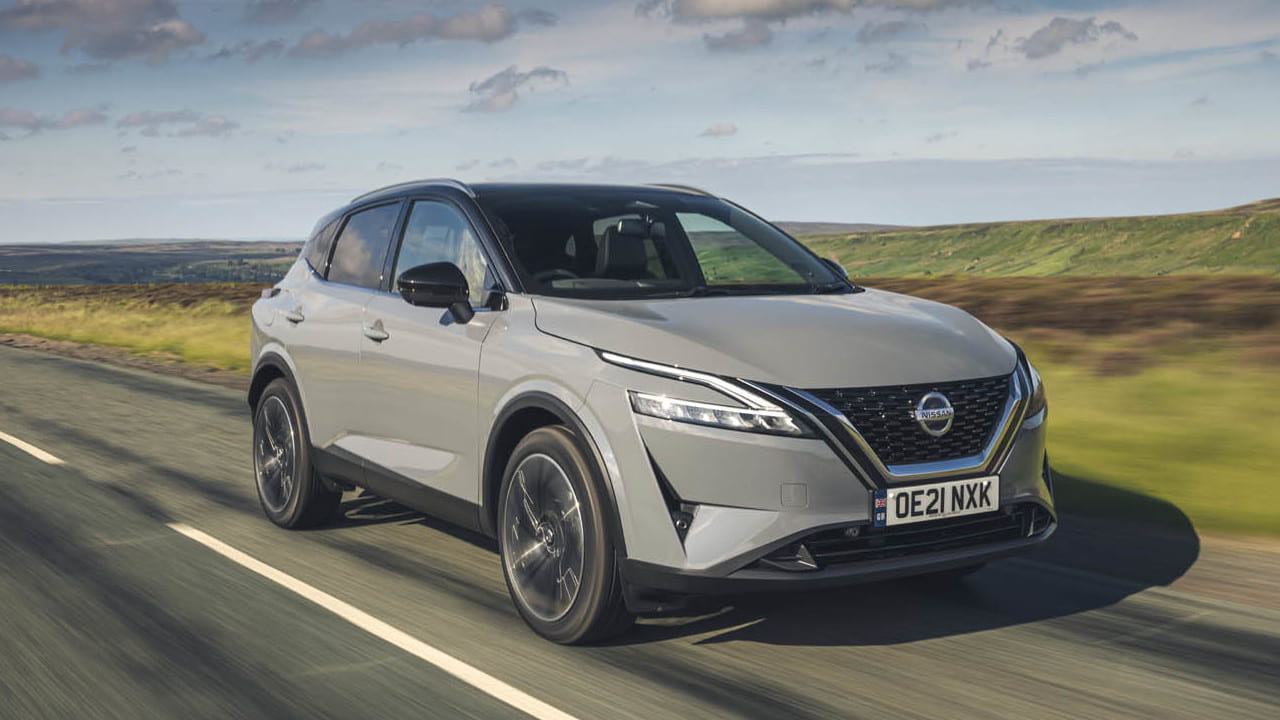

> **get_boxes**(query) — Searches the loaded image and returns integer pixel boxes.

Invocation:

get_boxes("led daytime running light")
[630,391,807,436]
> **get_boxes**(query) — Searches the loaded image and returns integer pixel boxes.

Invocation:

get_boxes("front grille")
[807,375,1011,465]
[757,503,1052,570]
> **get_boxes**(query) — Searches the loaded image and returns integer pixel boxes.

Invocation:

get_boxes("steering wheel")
[534,268,579,283]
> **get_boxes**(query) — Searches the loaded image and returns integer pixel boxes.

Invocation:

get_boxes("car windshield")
[474,186,848,299]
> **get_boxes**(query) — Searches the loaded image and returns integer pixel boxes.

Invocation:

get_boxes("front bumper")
[625,520,1054,594]
[584,360,1055,590]
[623,503,1055,594]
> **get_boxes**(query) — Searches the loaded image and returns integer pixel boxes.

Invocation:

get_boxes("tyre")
[252,378,341,529]
[498,426,633,644]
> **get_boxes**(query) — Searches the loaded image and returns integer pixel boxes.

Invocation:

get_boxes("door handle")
[362,320,390,342]
[283,307,305,324]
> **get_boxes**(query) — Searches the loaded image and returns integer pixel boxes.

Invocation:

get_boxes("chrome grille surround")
[771,368,1028,484]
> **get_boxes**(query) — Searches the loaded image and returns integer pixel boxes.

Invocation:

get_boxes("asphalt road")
[1,344,1277,720]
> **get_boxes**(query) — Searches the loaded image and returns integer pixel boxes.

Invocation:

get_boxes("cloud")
[117,109,237,137]
[1262,50,1278,63]
[0,106,107,133]
[704,19,771,51]
[208,38,285,62]
[245,0,317,25]
[0,53,39,83]
[116,168,182,180]
[464,65,569,112]
[515,8,558,27]
[266,161,325,173]
[289,4,519,58]
[642,0,976,23]
[0,0,205,65]
[865,51,908,73]
[175,116,238,137]
[701,122,738,137]
[1018,17,1137,60]
[66,61,110,74]
[118,108,201,128]
[856,20,925,44]
[56,107,108,128]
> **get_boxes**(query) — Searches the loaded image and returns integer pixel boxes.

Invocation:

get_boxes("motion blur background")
[1,2,1278,719]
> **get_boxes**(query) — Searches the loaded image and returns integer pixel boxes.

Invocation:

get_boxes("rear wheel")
[498,426,633,644]
[252,378,341,529]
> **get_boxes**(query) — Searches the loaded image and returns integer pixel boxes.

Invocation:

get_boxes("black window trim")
[303,218,341,277]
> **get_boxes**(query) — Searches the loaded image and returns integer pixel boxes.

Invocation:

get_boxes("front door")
[355,198,500,508]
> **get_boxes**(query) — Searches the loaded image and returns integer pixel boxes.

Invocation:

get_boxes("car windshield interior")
[474,187,848,299]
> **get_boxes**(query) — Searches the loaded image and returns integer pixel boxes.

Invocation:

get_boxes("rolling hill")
[0,240,302,285]
[796,198,1280,277]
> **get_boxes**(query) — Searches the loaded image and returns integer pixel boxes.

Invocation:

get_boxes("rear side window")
[303,220,338,273]
[327,203,400,288]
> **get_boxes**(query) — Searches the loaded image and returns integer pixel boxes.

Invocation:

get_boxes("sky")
[0,0,1278,243]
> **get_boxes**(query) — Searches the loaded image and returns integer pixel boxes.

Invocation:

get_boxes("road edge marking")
[166,523,578,720]
[0,430,65,465]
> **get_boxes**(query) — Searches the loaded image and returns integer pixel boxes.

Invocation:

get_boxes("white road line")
[166,523,579,720]
[0,430,65,465]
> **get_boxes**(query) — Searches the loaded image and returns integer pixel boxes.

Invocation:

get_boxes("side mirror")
[397,262,474,323]
[821,257,849,279]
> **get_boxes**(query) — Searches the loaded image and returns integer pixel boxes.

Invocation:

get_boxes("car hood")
[531,289,1016,389]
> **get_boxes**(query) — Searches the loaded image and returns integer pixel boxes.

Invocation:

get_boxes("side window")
[393,200,491,305]
[678,212,805,285]
[303,219,338,273]
[327,203,400,289]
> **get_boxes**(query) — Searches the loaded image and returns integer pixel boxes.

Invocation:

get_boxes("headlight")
[601,351,812,437]
[630,391,809,436]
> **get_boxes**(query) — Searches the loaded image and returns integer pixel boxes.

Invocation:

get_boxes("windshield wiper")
[809,281,853,294]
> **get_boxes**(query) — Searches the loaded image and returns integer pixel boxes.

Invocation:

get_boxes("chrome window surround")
[784,368,1029,483]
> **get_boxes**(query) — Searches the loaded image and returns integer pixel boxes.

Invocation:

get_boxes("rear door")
[354,198,500,510]
[284,201,402,465]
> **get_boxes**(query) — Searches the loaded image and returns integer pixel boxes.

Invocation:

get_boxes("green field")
[797,198,1280,277]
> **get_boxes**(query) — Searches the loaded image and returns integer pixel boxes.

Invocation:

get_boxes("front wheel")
[252,378,341,529]
[498,426,633,644]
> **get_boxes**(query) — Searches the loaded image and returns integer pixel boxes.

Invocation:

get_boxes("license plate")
[873,476,1000,527]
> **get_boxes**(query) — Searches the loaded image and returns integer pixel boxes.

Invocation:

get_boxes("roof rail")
[350,178,475,203]
[646,183,716,197]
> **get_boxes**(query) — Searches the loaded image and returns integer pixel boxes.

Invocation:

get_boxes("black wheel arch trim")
[480,391,627,557]
[249,351,299,411]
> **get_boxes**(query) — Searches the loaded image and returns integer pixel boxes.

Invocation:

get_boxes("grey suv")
[249,180,1055,644]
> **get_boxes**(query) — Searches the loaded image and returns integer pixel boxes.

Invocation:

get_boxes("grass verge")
[0,284,258,373]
